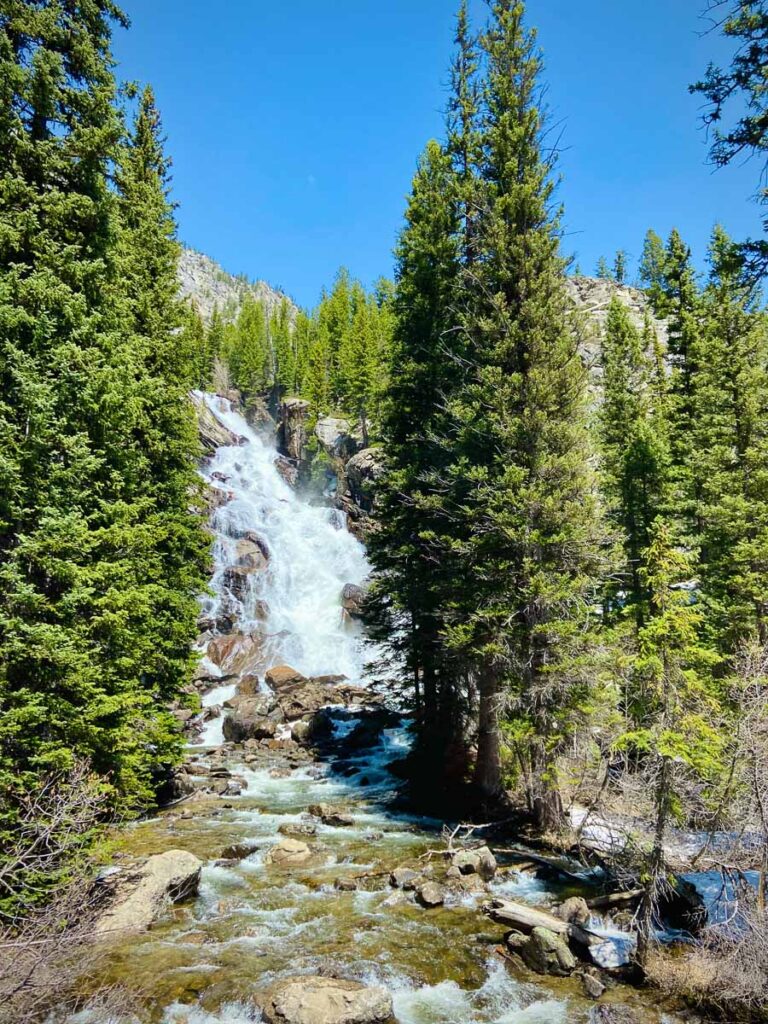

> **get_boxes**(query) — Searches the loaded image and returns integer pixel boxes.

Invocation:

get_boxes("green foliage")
[0,4,208,912]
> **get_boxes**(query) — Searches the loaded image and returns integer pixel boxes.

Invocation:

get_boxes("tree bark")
[474,668,502,798]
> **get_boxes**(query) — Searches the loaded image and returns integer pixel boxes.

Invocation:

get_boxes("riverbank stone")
[258,975,394,1024]
[95,850,202,936]
[265,838,312,866]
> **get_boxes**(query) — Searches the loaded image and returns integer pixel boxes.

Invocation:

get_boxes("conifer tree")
[694,227,768,648]
[599,298,670,626]
[440,0,609,821]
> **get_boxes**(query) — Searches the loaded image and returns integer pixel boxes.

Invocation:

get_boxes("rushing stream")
[90,396,682,1024]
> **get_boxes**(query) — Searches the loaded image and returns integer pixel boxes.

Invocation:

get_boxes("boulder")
[234,537,269,571]
[416,882,445,908]
[223,696,280,742]
[264,838,312,867]
[307,803,354,827]
[275,455,299,487]
[451,846,497,881]
[278,822,317,838]
[259,975,394,1024]
[390,867,419,890]
[341,583,365,617]
[266,665,309,689]
[207,632,265,676]
[95,850,202,936]
[335,877,358,892]
[190,392,244,453]
[517,926,576,976]
[220,841,259,861]
[580,972,606,999]
[554,896,591,926]
[345,448,385,512]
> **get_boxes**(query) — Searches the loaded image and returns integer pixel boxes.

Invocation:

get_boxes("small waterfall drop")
[196,393,371,697]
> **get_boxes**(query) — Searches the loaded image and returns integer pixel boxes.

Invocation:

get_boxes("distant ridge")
[177,247,296,323]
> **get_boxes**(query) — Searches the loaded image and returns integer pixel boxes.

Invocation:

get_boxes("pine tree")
[599,297,670,626]
[596,255,611,279]
[613,249,628,284]
[439,0,610,822]
[639,229,668,312]
[271,297,295,393]
[694,227,768,648]
[229,296,268,394]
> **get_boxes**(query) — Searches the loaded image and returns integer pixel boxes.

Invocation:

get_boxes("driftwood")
[586,888,643,910]
[483,898,569,936]
[492,847,586,884]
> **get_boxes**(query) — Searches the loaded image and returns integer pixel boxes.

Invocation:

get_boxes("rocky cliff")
[177,248,295,323]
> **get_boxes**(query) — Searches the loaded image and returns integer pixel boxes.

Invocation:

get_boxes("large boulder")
[234,536,269,571]
[190,391,244,453]
[207,632,266,676]
[266,665,309,689]
[264,838,312,867]
[95,850,202,936]
[222,695,280,742]
[279,398,311,462]
[451,846,497,881]
[259,975,394,1024]
[345,448,385,512]
[341,583,365,618]
[510,926,576,976]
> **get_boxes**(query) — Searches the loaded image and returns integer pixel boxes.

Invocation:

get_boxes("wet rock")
[259,975,394,1024]
[307,803,354,827]
[222,565,259,600]
[266,664,308,688]
[95,850,202,936]
[588,1008,642,1024]
[341,583,365,617]
[335,877,358,892]
[207,631,266,676]
[519,926,576,976]
[220,842,259,861]
[264,838,312,867]
[554,895,591,926]
[191,392,244,453]
[278,822,317,838]
[451,846,497,881]
[234,536,269,571]
[580,972,606,999]
[223,702,278,743]
[390,867,419,890]
[416,882,445,908]
[275,455,299,487]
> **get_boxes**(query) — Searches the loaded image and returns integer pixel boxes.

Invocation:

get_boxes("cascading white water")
[196,392,371,688]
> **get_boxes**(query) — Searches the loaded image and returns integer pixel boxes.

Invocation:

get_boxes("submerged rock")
[259,975,394,1024]
[95,850,202,937]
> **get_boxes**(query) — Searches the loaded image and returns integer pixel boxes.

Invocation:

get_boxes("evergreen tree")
[440,0,610,822]
[271,297,295,393]
[596,255,611,279]
[599,297,670,626]
[613,249,628,284]
[639,229,668,312]
[695,227,768,648]
[229,297,268,394]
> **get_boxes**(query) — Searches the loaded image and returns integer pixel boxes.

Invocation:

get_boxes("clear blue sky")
[112,1,761,308]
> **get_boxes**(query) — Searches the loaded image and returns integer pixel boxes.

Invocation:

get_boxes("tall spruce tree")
[599,297,670,627]
[440,0,609,823]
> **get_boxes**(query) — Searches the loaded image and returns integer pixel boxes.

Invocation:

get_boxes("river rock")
[451,846,497,881]
[554,895,591,926]
[335,877,358,891]
[517,926,576,976]
[266,665,309,688]
[220,841,259,861]
[416,882,445,908]
[580,971,606,999]
[95,850,202,936]
[588,1008,643,1024]
[265,838,312,867]
[307,803,354,827]
[223,699,279,743]
[259,975,394,1024]
[390,867,419,889]
[278,822,317,838]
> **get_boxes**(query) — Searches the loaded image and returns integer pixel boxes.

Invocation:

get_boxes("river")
[86,395,683,1024]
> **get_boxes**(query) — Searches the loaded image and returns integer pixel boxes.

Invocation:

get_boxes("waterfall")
[194,393,372,743]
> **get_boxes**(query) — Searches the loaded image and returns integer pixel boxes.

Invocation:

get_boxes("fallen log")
[586,888,643,910]
[492,846,587,885]
[483,898,569,936]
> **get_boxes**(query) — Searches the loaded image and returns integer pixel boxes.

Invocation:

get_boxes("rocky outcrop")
[258,975,394,1024]
[345,448,385,512]
[190,391,244,454]
[178,248,294,325]
[95,850,202,937]
[315,416,360,460]
[279,398,311,463]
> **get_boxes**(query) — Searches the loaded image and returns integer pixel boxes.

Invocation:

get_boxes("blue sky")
[112,1,761,308]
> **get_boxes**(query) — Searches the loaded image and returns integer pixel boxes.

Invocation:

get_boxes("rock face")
[259,975,394,1024]
[279,398,311,463]
[178,247,293,325]
[315,416,359,460]
[96,850,202,936]
[190,391,244,454]
[207,632,265,676]
[345,448,385,512]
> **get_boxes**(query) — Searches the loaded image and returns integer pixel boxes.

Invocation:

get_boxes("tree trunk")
[531,738,565,832]
[474,668,502,798]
